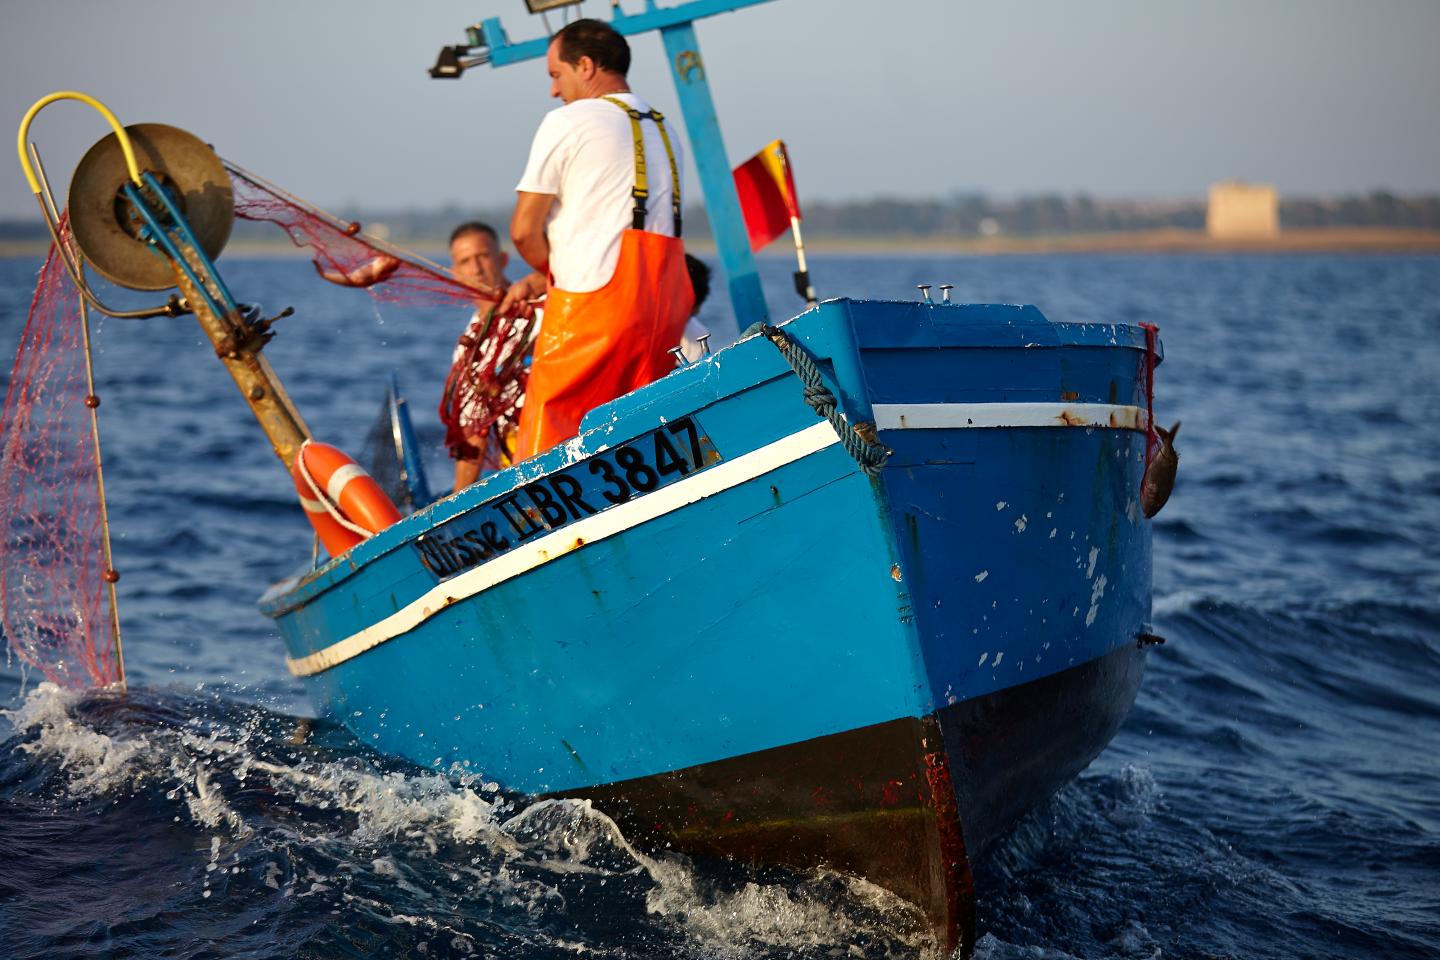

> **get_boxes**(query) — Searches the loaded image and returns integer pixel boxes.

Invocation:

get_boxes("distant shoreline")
[3,227,1439,260]
[778,227,1440,256]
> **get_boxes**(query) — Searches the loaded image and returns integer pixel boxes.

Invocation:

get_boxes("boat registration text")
[414,416,721,582]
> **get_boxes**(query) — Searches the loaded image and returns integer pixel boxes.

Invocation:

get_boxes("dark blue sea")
[1,252,1437,959]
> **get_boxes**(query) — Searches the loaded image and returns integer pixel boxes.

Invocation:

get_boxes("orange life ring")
[292,441,402,557]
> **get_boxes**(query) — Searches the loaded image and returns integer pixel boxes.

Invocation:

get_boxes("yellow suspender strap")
[600,96,683,237]
[624,105,650,230]
[655,117,682,238]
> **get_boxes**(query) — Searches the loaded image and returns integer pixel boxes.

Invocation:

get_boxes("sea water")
[1,252,1437,959]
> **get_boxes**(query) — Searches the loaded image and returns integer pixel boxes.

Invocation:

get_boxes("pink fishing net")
[2,168,538,690]
[227,163,492,308]
[227,162,537,447]
[0,222,121,689]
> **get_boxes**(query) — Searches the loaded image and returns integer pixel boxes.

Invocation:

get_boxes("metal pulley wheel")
[68,123,233,291]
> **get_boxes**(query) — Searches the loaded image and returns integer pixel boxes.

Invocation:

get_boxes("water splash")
[0,683,930,959]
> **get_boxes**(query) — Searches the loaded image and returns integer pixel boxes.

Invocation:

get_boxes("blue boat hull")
[260,298,1159,952]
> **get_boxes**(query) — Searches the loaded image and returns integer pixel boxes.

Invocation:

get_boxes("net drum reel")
[18,94,311,470]
[68,122,234,292]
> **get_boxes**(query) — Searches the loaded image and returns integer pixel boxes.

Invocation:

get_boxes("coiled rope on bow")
[745,322,890,478]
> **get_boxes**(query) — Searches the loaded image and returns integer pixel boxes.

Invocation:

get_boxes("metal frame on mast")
[434,0,776,326]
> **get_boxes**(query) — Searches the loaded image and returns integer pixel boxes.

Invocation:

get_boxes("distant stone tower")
[1207,181,1279,238]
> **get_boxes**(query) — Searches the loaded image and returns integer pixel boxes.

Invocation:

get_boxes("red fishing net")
[2,166,539,690]
[0,221,122,689]
[439,308,531,466]
[226,162,538,451]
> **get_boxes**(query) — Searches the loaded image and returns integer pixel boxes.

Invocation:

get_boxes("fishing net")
[226,163,488,308]
[440,307,531,467]
[226,161,539,449]
[0,221,121,689]
[357,377,432,516]
[2,164,540,690]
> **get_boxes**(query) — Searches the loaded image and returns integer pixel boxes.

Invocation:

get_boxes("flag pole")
[789,214,816,307]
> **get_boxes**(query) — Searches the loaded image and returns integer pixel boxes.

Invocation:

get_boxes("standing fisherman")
[497,18,694,460]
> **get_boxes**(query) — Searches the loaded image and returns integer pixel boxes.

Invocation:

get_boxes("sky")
[3,0,1439,221]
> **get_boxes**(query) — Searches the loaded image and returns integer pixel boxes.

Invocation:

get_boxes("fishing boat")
[265,298,1159,951]
[10,2,1168,953]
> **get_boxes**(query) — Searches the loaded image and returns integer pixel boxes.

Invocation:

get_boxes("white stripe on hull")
[873,402,1147,431]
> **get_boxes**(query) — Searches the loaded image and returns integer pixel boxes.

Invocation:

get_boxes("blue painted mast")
[456,0,775,326]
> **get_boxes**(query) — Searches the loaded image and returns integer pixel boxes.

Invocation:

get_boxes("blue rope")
[745,322,889,478]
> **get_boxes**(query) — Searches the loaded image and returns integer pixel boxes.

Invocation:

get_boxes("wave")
[0,684,931,960]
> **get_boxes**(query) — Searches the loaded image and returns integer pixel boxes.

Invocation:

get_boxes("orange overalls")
[513,97,695,461]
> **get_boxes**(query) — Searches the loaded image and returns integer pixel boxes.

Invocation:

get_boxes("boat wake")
[1,683,933,959]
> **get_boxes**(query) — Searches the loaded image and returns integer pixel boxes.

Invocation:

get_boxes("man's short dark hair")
[685,254,711,310]
[450,221,499,245]
[552,19,630,77]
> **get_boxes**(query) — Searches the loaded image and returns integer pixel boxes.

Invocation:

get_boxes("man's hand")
[497,271,547,319]
[317,254,401,288]
[452,274,506,306]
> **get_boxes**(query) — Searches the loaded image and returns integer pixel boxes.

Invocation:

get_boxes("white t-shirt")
[515,93,683,293]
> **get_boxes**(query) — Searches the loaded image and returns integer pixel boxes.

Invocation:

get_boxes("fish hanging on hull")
[1141,421,1180,518]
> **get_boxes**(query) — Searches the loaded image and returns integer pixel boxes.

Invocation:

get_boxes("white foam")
[502,798,650,876]
[647,866,931,958]
[1152,589,1207,616]
[3,684,941,956]
[974,932,1084,959]
[2,683,147,793]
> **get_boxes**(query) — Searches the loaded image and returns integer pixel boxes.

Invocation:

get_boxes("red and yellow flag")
[732,139,801,252]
